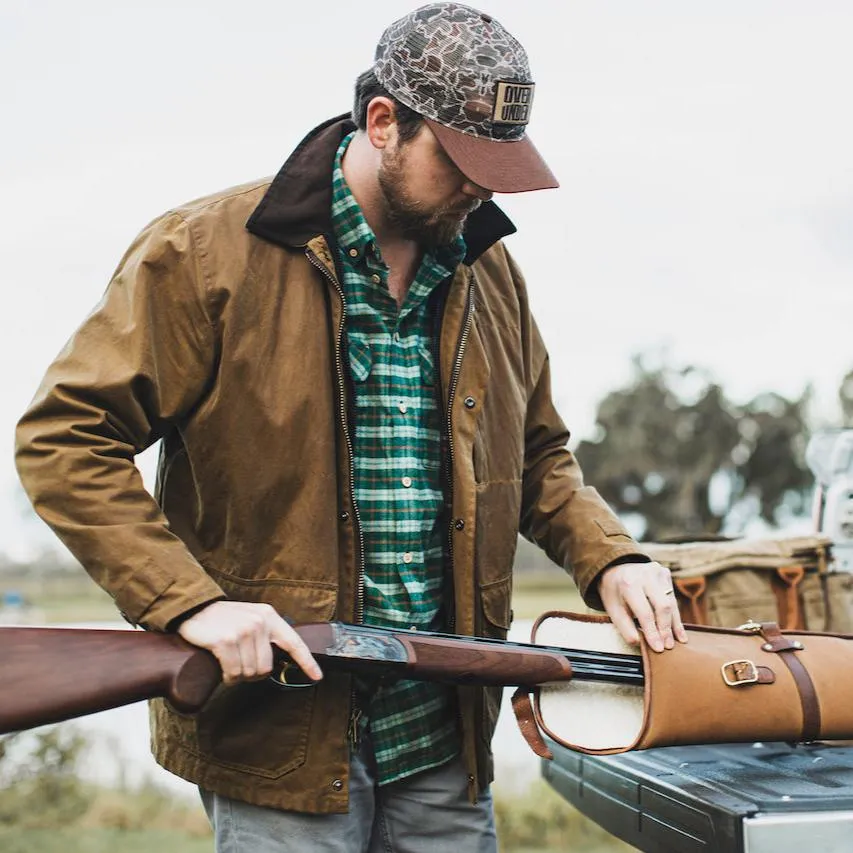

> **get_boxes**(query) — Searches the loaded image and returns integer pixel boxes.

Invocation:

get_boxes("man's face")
[377,122,492,249]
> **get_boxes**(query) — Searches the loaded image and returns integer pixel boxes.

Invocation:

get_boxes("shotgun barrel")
[274,622,644,687]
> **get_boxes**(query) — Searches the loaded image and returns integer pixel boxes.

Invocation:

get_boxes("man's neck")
[342,133,421,307]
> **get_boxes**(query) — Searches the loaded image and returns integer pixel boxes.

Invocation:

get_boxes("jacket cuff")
[164,599,225,633]
[129,575,227,632]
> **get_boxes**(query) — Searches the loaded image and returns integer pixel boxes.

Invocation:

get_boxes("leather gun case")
[513,612,853,757]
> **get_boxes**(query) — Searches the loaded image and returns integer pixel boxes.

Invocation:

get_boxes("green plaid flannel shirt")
[330,133,465,785]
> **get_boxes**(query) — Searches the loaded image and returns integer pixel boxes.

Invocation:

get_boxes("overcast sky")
[2,0,851,556]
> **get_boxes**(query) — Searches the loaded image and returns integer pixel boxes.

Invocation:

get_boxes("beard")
[377,144,480,250]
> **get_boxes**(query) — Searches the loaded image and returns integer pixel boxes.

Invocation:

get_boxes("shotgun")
[0,621,643,735]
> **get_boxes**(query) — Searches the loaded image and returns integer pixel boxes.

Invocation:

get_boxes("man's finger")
[253,628,274,678]
[603,600,641,646]
[653,563,688,644]
[212,641,244,685]
[624,592,664,653]
[236,637,257,680]
[647,585,676,650]
[270,622,323,682]
[670,595,688,643]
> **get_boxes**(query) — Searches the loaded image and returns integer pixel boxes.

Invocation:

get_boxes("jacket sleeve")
[15,212,226,630]
[506,248,649,609]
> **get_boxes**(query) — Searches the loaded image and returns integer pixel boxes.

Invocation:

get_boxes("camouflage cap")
[373,3,559,193]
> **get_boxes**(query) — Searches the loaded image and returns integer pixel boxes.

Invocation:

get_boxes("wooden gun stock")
[0,627,221,734]
[0,621,643,735]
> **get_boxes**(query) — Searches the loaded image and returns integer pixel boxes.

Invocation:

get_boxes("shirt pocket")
[418,340,435,386]
[348,332,372,383]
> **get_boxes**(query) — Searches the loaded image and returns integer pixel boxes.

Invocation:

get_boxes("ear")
[364,96,398,150]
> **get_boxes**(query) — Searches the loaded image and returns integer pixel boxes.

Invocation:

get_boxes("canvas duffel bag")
[642,535,853,632]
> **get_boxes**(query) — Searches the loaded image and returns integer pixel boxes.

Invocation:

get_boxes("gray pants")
[200,738,497,853]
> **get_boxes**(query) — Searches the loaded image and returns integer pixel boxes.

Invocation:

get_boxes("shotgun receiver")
[0,621,643,735]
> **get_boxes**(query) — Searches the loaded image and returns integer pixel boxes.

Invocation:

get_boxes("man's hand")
[598,561,688,653]
[177,601,323,685]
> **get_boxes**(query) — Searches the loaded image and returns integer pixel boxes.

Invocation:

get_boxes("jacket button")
[454,518,465,531]
[332,779,344,791]
[467,774,475,784]
[339,511,349,521]
[464,396,476,409]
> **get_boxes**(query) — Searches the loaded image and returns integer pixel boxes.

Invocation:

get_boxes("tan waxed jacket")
[15,115,647,812]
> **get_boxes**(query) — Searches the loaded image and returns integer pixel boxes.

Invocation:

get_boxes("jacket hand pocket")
[479,575,512,639]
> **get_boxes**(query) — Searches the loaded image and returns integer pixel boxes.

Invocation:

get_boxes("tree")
[575,356,812,541]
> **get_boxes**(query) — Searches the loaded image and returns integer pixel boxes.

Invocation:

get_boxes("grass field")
[0,784,634,853]
[0,826,632,853]
[0,570,117,624]
[0,828,214,853]
[0,730,633,853]
[0,565,586,625]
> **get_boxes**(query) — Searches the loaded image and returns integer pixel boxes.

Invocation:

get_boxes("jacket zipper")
[306,247,366,750]
[306,248,366,620]
[439,274,475,635]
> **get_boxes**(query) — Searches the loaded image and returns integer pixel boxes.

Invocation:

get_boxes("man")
[15,3,684,851]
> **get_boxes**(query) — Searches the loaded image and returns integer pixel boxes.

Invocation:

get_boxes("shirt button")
[332,779,344,791]
[398,402,408,414]
[403,552,413,564]
[371,273,381,285]
[348,248,358,258]
[401,476,412,488]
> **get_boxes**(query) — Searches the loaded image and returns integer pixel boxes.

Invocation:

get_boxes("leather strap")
[759,622,821,741]
[511,687,553,759]
[674,576,707,625]
[755,666,776,684]
[772,564,806,630]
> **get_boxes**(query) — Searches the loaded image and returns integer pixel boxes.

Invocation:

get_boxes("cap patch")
[492,81,534,125]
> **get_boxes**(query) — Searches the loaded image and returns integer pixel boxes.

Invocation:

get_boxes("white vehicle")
[807,428,853,573]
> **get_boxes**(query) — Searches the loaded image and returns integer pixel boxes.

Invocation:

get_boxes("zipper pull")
[347,705,363,748]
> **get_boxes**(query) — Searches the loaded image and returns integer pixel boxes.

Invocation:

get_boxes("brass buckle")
[737,620,763,633]
[721,659,759,687]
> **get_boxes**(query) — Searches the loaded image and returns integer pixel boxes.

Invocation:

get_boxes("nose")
[461,180,493,202]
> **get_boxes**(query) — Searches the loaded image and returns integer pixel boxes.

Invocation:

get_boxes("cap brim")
[425,118,559,194]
